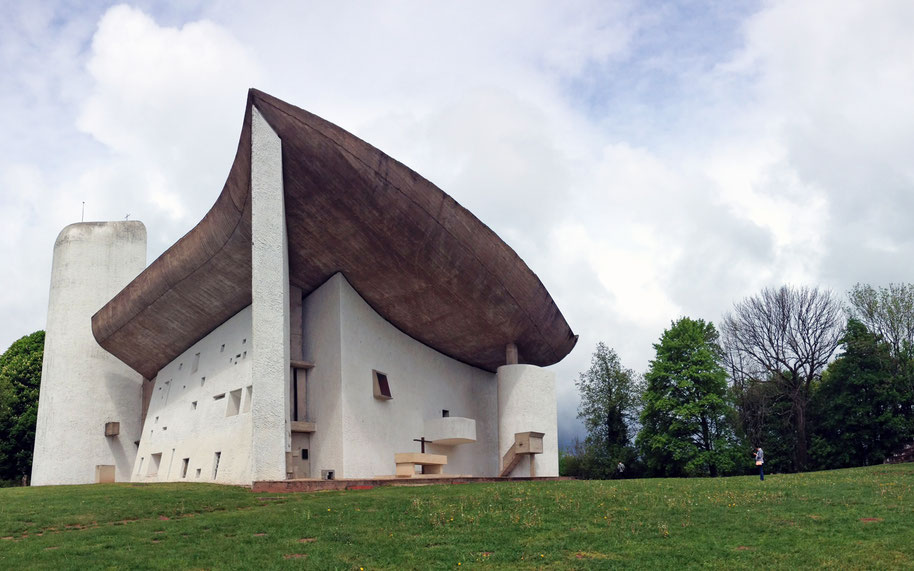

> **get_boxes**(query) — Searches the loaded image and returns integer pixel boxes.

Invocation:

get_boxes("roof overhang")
[91,89,577,378]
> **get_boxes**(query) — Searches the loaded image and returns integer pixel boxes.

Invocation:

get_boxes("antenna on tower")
[81,202,85,222]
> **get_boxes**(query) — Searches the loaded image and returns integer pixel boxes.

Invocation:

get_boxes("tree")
[637,318,740,477]
[848,283,914,358]
[0,331,45,483]
[575,342,640,479]
[809,320,914,469]
[721,286,844,471]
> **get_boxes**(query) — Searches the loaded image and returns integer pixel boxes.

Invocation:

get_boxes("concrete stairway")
[499,431,545,477]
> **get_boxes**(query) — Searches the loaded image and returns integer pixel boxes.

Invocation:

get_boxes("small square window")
[442,409,450,418]
[372,370,392,400]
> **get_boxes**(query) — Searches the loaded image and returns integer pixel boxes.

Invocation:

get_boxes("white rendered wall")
[132,306,254,484]
[301,276,345,478]
[497,365,559,477]
[32,221,147,485]
[305,274,500,478]
[250,106,291,481]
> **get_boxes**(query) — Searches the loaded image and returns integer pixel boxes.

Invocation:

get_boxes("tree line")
[562,283,914,479]
[0,331,44,485]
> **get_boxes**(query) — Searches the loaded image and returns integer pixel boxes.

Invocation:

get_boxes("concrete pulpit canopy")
[91,89,577,379]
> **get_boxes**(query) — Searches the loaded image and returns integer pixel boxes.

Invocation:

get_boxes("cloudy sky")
[3,0,914,446]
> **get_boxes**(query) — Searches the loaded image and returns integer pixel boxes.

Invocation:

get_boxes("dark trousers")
[759,464,764,480]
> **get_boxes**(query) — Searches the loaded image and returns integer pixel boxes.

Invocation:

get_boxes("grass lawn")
[0,464,912,569]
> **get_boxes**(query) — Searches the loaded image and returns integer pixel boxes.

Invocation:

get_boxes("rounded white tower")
[496,364,559,477]
[31,221,147,485]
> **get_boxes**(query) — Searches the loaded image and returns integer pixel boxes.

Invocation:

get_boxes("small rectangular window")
[226,389,242,417]
[442,409,450,417]
[192,352,200,373]
[372,370,392,400]
[181,458,189,478]
[301,448,309,460]
[148,453,162,476]
[242,385,253,413]
[213,451,221,480]
[213,393,225,401]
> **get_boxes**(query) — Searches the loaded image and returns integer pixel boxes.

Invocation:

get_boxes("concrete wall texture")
[497,364,560,477]
[250,106,292,482]
[32,221,147,486]
[132,306,254,485]
[302,273,500,479]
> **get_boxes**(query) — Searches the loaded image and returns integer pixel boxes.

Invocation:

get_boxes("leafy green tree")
[637,318,741,477]
[0,331,44,483]
[809,320,914,469]
[575,342,640,479]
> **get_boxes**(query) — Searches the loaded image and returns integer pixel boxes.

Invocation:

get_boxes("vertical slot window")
[226,389,242,416]
[242,385,253,413]
[148,453,162,476]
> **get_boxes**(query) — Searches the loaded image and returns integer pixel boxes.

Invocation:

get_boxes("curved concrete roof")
[92,89,577,378]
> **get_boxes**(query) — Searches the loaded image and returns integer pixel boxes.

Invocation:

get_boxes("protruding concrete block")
[515,431,544,454]
[95,465,115,483]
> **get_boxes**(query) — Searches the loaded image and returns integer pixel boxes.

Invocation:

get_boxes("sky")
[3,0,914,448]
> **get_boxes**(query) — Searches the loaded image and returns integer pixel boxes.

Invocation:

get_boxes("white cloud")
[77,4,260,238]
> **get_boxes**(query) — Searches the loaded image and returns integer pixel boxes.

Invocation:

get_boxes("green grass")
[1,465,912,569]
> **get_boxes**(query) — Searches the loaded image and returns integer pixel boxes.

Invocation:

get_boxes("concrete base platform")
[252,476,572,494]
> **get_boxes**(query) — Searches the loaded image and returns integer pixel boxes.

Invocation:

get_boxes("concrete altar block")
[394,452,447,477]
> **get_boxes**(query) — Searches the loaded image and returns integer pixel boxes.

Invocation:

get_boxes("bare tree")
[721,286,844,471]
[848,283,914,358]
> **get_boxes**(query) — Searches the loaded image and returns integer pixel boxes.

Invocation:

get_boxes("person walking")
[754,447,764,481]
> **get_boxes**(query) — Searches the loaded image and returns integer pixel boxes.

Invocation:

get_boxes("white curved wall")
[32,221,147,485]
[302,274,499,479]
[497,364,559,477]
